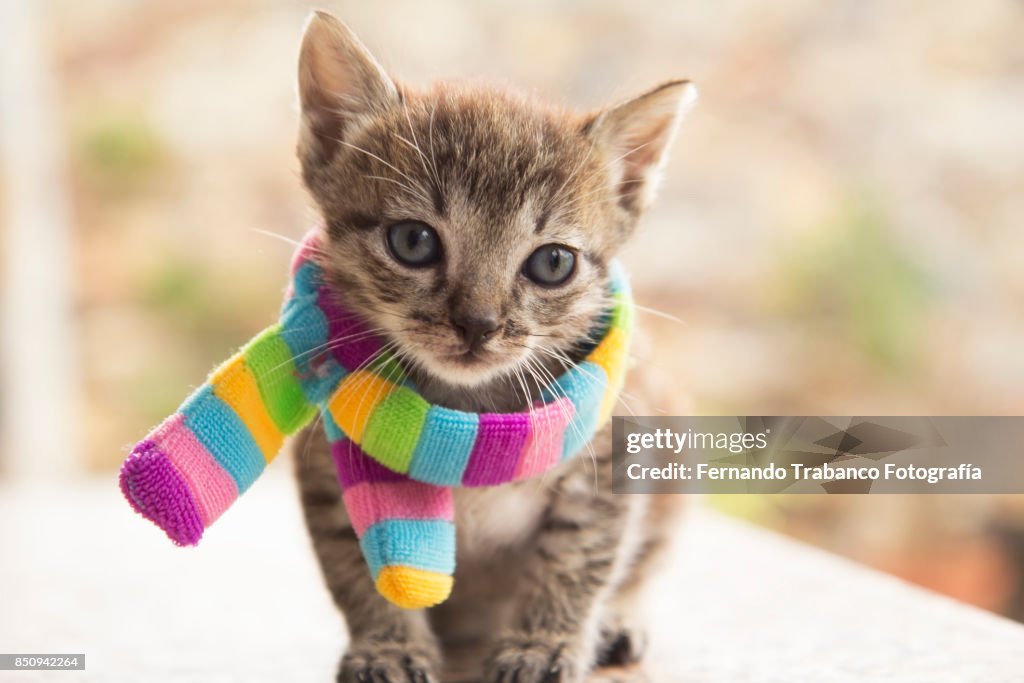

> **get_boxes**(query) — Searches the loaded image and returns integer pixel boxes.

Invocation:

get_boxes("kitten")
[292,11,695,683]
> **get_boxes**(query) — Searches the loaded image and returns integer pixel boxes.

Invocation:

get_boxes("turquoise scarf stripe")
[407,407,480,485]
[181,386,266,492]
[359,519,458,578]
[541,361,609,460]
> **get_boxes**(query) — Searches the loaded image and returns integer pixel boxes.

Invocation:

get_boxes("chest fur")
[453,480,551,561]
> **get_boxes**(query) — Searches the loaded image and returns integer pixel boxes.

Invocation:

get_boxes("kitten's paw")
[595,621,648,667]
[485,636,584,683]
[338,641,438,683]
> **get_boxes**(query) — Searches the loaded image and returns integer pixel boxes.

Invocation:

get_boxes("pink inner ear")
[622,119,674,169]
[298,13,399,169]
[596,81,694,209]
[610,115,676,211]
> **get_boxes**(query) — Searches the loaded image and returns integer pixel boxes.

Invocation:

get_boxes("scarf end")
[375,566,453,609]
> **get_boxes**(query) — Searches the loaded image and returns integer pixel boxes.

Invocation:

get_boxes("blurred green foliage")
[125,360,200,422]
[773,197,934,372]
[139,254,274,348]
[134,253,280,421]
[141,257,212,327]
[72,108,166,194]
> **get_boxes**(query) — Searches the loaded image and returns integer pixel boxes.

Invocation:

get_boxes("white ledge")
[1,473,1022,681]
[647,506,1024,681]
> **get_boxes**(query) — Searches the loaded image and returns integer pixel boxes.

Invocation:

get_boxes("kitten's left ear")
[297,11,399,170]
[588,80,697,214]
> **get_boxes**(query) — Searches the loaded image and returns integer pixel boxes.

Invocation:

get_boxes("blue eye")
[523,244,576,286]
[386,221,442,266]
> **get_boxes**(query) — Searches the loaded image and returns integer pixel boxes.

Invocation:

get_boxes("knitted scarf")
[119,227,633,609]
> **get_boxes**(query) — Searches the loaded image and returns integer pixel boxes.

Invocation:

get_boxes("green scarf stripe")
[610,290,633,330]
[242,324,318,433]
[361,386,431,472]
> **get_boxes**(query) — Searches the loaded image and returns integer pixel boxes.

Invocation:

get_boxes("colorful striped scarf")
[119,227,633,609]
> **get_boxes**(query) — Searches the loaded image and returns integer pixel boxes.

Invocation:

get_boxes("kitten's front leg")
[333,582,439,683]
[484,446,630,683]
[294,427,442,683]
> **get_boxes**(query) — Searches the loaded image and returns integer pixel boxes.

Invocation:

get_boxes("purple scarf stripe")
[317,286,383,372]
[332,439,410,488]
[119,440,204,546]
[461,412,531,486]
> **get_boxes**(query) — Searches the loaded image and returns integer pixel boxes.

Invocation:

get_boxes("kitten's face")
[313,91,616,387]
[297,12,693,394]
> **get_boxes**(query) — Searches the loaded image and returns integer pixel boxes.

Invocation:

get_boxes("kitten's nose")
[452,314,502,351]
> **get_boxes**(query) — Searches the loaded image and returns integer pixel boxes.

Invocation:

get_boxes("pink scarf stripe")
[515,398,576,480]
[289,228,323,274]
[342,481,454,536]
[150,413,239,526]
[283,227,324,300]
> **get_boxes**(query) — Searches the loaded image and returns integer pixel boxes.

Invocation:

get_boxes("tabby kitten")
[292,11,695,683]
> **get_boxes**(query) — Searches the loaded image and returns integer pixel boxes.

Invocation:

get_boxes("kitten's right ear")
[297,11,398,169]
[587,80,697,216]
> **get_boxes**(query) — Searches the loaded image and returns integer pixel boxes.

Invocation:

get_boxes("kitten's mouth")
[439,347,513,377]
[398,336,527,388]
[448,349,491,366]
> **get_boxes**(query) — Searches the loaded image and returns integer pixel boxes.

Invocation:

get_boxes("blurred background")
[2,0,1023,625]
